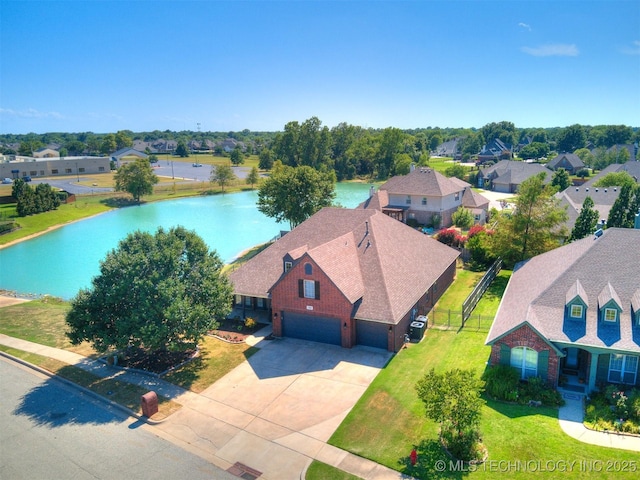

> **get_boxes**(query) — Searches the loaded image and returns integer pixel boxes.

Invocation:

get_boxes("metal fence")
[427,307,494,332]
[461,257,503,326]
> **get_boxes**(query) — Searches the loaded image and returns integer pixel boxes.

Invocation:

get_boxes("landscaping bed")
[210,316,265,343]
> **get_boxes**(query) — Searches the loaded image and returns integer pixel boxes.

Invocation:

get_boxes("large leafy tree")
[257,162,336,229]
[607,184,640,228]
[490,172,568,267]
[557,124,586,153]
[66,227,233,354]
[415,368,485,461]
[210,163,236,193]
[570,196,599,241]
[230,147,244,166]
[246,166,260,189]
[114,158,158,202]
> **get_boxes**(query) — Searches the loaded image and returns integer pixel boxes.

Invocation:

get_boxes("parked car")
[2,178,12,184]
[192,163,203,167]
[23,176,32,182]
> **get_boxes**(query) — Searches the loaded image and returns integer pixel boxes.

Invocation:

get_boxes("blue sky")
[1,0,639,134]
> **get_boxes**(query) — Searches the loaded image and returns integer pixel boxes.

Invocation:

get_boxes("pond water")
[0,183,373,300]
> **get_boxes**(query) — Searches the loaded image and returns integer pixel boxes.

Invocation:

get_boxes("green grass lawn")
[310,266,639,480]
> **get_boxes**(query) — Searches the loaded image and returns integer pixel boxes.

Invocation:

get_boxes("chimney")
[365,221,369,235]
[635,212,640,229]
[410,163,416,172]
[369,185,375,198]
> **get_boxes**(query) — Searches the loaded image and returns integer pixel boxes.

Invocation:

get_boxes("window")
[510,346,538,379]
[608,354,639,384]
[99,167,105,172]
[406,195,411,205]
[304,263,312,275]
[604,308,617,322]
[39,170,44,175]
[256,298,265,309]
[79,168,85,173]
[303,279,315,299]
[422,197,427,205]
[65,168,72,174]
[570,304,583,319]
[30,171,37,176]
[52,169,58,174]
[284,261,292,272]
[455,192,460,201]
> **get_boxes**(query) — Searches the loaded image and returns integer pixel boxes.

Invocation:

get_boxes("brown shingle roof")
[378,168,464,197]
[229,207,460,324]
[487,228,640,353]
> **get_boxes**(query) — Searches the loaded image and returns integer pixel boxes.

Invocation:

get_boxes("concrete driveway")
[154,335,393,479]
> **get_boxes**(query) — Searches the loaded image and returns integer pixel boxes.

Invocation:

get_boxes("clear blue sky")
[1,0,639,134]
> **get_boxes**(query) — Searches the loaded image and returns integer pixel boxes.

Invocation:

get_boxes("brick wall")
[489,323,560,386]
[270,256,355,348]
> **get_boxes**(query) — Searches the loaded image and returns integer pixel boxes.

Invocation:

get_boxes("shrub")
[436,228,457,246]
[452,206,473,229]
[244,317,257,329]
[441,425,484,462]
[482,365,520,401]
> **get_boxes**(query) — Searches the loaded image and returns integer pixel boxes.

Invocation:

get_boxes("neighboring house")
[111,147,148,163]
[229,207,460,352]
[477,160,552,193]
[477,138,513,165]
[359,165,489,227]
[434,138,461,158]
[486,228,640,393]
[461,185,491,225]
[33,147,60,158]
[556,185,621,231]
[220,138,245,153]
[583,160,640,187]
[547,153,585,174]
[0,156,111,179]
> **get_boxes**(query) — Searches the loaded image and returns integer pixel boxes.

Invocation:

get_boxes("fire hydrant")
[410,447,417,466]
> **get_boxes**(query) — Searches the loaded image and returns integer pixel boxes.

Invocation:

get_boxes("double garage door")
[282,312,341,346]
[281,312,389,350]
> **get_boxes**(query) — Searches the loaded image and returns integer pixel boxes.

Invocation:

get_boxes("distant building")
[547,153,585,175]
[33,147,60,159]
[0,155,111,180]
[477,160,552,193]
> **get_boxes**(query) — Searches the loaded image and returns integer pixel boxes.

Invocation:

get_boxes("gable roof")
[229,207,460,324]
[556,185,620,230]
[480,160,552,185]
[487,228,640,353]
[583,160,640,187]
[378,167,466,197]
[547,153,585,171]
[461,186,490,209]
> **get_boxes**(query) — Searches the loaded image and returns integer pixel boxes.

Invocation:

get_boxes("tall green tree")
[570,196,599,241]
[258,148,275,170]
[114,158,158,202]
[490,172,568,267]
[557,124,586,153]
[551,168,571,191]
[230,147,244,166]
[66,227,232,354]
[246,166,260,189]
[415,368,485,461]
[210,163,236,193]
[257,163,336,229]
[607,184,640,228]
[115,130,133,150]
[175,140,189,157]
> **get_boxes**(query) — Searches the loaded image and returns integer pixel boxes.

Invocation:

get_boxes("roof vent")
[604,188,607,192]
[614,187,617,192]
[585,187,589,192]
[576,187,579,191]
[595,188,598,192]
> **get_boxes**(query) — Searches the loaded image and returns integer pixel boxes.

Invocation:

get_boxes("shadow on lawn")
[398,439,470,479]
[484,396,558,420]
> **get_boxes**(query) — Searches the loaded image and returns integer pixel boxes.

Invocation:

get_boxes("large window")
[608,354,638,384]
[303,279,315,299]
[511,346,538,379]
[406,195,411,205]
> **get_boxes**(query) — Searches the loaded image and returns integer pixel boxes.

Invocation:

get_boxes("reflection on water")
[0,183,372,299]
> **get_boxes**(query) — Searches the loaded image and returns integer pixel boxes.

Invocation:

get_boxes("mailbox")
[141,391,158,417]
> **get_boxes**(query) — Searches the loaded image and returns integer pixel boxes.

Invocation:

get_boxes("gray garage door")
[282,312,341,345]
[356,320,389,350]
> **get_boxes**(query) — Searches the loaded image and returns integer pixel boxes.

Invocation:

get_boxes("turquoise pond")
[0,183,373,300]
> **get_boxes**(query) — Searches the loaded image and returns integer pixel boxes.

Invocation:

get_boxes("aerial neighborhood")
[1,120,640,479]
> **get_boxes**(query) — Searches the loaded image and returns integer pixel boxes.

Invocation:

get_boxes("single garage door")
[282,312,341,346]
[356,320,389,350]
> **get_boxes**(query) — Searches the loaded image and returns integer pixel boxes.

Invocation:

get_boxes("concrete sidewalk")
[0,332,407,480]
[558,393,640,452]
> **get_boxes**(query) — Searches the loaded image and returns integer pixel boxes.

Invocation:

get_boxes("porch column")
[588,352,599,393]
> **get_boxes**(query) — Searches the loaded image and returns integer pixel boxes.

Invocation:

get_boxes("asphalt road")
[0,357,237,480]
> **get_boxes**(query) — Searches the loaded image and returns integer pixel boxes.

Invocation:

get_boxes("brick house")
[486,228,640,393]
[477,160,552,193]
[359,165,489,227]
[229,207,460,352]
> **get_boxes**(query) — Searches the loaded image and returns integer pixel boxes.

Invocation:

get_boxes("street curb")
[0,350,164,425]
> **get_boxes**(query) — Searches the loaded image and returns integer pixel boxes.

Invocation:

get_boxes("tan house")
[359,165,489,227]
[229,207,460,352]
[0,156,111,180]
[486,228,640,393]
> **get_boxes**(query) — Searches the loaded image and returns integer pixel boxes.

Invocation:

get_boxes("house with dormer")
[486,228,640,393]
[229,207,460,352]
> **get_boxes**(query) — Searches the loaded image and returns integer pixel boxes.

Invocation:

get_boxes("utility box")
[409,321,426,341]
[141,391,158,417]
